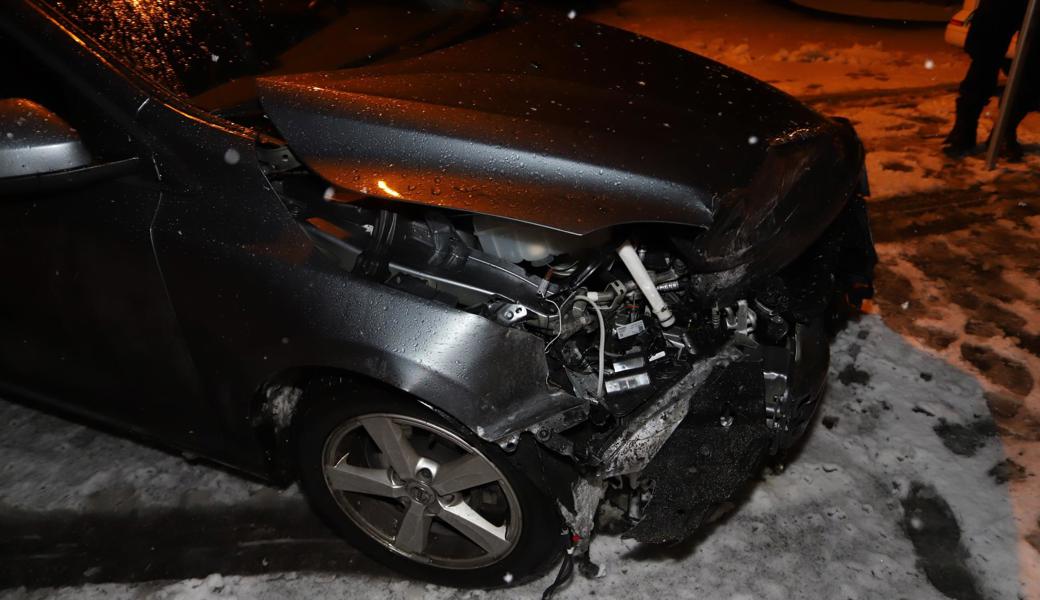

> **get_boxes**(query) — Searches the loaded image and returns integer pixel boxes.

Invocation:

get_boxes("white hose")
[574,295,606,400]
[616,241,675,328]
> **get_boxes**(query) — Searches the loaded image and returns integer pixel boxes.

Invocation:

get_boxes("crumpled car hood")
[258,13,863,259]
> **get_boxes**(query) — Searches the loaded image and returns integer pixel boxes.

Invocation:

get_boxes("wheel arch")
[251,364,580,512]
[251,364,455,484]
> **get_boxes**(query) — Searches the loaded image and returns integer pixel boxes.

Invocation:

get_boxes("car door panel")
[0,13,210,448]
[0,176,205,436]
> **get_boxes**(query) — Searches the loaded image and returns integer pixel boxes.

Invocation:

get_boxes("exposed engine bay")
[265,159,876,554]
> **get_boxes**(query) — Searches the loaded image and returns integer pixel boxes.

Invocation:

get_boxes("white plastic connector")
[616,240,675,328]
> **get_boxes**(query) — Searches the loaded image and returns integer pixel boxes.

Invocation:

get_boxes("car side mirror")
[0,98,91,177]
[0,98,142,195]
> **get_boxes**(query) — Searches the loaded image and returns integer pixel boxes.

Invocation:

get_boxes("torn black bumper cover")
[563,197,874,546]
[556,317,828,546]
[625,319,828,544]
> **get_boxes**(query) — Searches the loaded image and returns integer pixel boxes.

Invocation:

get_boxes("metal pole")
[987,0,1040,169]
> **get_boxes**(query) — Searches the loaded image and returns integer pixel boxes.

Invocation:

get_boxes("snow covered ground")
[1,318,1026,600]
[588,0,969,98]
[3,2,1039,599]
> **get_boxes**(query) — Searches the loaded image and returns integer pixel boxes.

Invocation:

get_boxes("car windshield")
[43,0,494,112]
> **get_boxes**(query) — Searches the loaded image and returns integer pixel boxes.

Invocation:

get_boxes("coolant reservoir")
[472,215,606,264]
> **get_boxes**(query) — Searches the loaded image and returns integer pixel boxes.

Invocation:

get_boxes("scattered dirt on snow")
[985,390,1025,420]
[989,459,1029,484]
[838,363,871,386]
[901,482,984,600]
[960,344,1034,397]
[933,418,998,458]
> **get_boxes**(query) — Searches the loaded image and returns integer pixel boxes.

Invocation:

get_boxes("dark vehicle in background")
[0,0,875,588]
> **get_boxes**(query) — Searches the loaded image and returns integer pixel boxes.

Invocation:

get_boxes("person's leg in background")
[944,54,1004,156]
[944,0,1023,157]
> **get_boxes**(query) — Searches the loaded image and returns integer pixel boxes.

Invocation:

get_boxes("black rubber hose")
[541,551,575,600]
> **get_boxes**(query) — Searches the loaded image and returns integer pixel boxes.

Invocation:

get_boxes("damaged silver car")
[0,0,875,589]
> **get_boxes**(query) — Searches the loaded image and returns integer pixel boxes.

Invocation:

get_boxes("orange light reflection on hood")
[377,180,402,198]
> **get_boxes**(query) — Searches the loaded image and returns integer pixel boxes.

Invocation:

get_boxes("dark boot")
[943,99,982,158]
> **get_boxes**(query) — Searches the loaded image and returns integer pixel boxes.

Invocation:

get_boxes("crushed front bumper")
[574,196,875,545]
[624,319,829,543]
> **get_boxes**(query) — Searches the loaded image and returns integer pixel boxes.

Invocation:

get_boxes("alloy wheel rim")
[321,413,522,569]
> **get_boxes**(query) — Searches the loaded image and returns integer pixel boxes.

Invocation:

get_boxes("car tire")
[295,380,566,588]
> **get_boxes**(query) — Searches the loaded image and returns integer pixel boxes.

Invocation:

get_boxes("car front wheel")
[295,385,565,587]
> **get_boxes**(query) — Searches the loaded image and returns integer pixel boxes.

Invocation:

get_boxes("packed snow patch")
[772,42,896,66]
[866,150,948,198]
